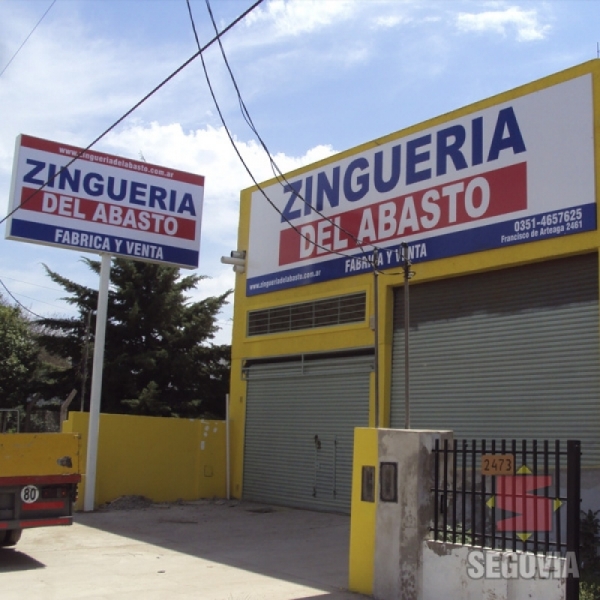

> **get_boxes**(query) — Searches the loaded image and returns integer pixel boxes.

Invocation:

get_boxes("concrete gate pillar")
[349,428,453,600]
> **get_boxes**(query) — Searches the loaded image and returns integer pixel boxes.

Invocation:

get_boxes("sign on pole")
[5,134,206,511]
[6,135,204,269]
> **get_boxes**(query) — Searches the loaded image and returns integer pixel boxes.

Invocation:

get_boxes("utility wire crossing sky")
[1,0,599,344]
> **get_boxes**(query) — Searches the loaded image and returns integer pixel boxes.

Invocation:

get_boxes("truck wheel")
[0,529,22,547]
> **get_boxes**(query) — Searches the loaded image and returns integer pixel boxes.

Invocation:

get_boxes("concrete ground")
[0,499,369,600]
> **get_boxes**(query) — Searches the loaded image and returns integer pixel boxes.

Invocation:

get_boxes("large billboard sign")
[6,135,204,269]
[246,74,597,295]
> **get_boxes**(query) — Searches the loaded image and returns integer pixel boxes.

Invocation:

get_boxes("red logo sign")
[495,475,553,532]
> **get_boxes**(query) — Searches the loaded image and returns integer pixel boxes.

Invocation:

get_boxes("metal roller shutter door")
[243,354,372,513]
[390,253,600,466]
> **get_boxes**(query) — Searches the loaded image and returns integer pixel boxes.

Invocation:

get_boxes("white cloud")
[238,0,427,48]
[245,0,358,38]
[100,122,335,241]
[96,122,336,345]
[372,15,409,29]
[0,2,196,186]
[456,6,551,42]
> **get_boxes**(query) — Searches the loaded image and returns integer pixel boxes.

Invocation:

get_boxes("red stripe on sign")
[19,187,197,240]
[0,475,81,486]
[19,517,72,530]
[279,162,527,266]
[22,501,65,511]
[0,523,7,530]
[19,135,205,186]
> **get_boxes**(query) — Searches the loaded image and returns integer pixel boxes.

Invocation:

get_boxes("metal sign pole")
[373,249,380,429]
[401,243,414,430]
[226,393,230,500]
[83,253,111,512]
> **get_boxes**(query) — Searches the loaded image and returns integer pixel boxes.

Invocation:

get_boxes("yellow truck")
[0,432,81,547]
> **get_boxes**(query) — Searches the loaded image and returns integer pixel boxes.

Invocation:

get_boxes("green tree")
[0,296,41,409]
[37,258,231,418]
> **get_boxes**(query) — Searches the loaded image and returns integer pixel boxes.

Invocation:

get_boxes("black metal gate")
[431,439,581,599]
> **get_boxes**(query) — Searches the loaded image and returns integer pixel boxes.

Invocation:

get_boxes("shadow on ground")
[0,548,45,572]
[73,499,367,599]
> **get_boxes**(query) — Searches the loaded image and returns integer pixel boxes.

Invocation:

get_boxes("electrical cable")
[187,0,376,263]
[200,0,399,273]
[17,293,73,313]
[0,274,65,294]
[186,0,339,258]
[0,278,44,319]
[0,0,265,229]
[203,0,367,253]
[0,0,57,78]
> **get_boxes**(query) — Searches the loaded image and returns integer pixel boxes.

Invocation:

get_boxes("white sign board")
[246,74,597,295]
[6,135,204,269]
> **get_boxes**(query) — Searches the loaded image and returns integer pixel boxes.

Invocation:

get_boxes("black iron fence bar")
[533,439,539,555]
[566,440,581,600]
[521,439,527,553]
[461,439,467,545]
[469,532,566,550]
[432,440,571,459]
[481,439,487,548]
[500,438,506,551]
[434,437,440,542]
[452,438,458,544]
[443,437,449,542]
[491,439,497,550]
[429,529,571,553]
[556,439,562,553]
[544,440,550,552]
[471,440,477,547]
[511,438,518,552]
[431,529,566,550]
[445,487,567,502]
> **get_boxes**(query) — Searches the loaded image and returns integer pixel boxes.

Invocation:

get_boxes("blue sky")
[1,0,599,344]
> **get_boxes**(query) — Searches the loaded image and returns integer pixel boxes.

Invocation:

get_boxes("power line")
[0,274,77,313]
[0,0,266,229]
[187,0,368,262]
[0,278,44,319]
[200,0,383,269]
[204,0,361,245]
[0,274,65,294]
[0,0,57,78]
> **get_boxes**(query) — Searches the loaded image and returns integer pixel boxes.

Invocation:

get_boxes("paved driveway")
[0,500,369,600]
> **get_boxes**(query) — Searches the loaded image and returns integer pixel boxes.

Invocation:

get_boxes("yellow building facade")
[228,60,600,512]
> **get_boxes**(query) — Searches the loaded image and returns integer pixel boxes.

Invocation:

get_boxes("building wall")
[63,412,226,509]
[348,427,378,594]
[422,543,566,600]
[229,60,600,500]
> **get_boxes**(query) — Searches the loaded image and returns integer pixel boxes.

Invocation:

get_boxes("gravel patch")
[98,495,153,511]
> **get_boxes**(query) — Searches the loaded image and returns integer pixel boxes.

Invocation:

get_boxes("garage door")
[390,253,600,465]
[243,353,372,512]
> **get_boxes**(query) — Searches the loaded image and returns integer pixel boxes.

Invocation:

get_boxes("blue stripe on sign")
[8,219,199,268]
[246,203,596,296]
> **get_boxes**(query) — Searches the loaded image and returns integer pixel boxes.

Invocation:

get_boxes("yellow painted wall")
[228,59,600,499]
[62,412,226,509]
[348,427,379,595]
[0,433,81,477]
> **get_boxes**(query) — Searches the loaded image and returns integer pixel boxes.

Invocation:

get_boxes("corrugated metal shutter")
[243,353,372,513]
[390,253,600,466]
